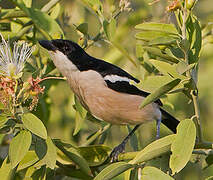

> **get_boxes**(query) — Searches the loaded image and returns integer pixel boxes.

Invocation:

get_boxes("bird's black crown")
[39,39,85,57]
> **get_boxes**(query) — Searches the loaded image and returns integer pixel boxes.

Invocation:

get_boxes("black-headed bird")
[39,39,179,161]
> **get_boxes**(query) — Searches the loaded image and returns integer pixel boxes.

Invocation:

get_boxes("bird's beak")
[39,40,57,51]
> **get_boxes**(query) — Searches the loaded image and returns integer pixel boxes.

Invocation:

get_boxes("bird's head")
[39,39,84,57]
[39,39,90,74]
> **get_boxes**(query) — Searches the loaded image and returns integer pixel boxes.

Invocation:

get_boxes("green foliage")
[94,162,134,180]
[9,130,32,168]
[170,119,196,174]
[141,166,174,180]
[22,113,47,139]
[0,0,212,179]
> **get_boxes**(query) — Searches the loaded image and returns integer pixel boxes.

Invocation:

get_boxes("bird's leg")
[156,118,161,139]
[110,124,140,162]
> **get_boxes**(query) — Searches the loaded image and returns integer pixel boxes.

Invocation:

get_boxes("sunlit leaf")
[170,119,196,175]
[140,79,181,108]
[9,130,32,168]
[129,135,176,164]
[135,31,179,42]
[0,115,8,129]
[148,36,178,45]
[82,0,103,13]
[11,21,22,33]
[0,157,12,179]
[141,166,174,180]
[135,23,178,35]
[50,3,60,19]
[22,113,47,139]
[17,151,39,171]
[94,162,134,180]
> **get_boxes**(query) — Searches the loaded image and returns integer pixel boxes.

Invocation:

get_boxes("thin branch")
[181,2,203,142]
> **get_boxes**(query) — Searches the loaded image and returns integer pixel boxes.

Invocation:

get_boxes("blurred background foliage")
[0,0,213,179]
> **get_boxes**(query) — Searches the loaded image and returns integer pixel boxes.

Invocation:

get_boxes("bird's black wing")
[105,80,162,106]
[85,56,162,106]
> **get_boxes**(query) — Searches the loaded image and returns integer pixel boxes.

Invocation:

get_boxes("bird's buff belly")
[84,91,161,125]
[68,71,161,125]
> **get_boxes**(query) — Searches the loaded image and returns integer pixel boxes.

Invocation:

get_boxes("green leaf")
[141,166,174,180]
[22,113,47,139]
[135,31,178,42]
[176,61,196,74]
[143,46,179,63]
[76,23,88,35]
[187,15,202,63]
[82,0,103,14]
[141,76,173,93]
[135,23,178,35]
[170,119,196,175]
[140,79,181,108]
[50,3,60,19]
[94,162,133,180]
[0,115,8,129]
[150,60,184,79]
[23,0,32,7]
[11,21,22,33]
[78,145,111,166]
[0,157,13,180]
[34,137,57,169]
[148,36,178,45]
[14,0,64,39]
[129,135,176,164]
[103,19,116,41]
[43,137,57,169]
[73,96,87,135]
[17,151,39,171]
[9,130,32,168]
[55,142,91,175]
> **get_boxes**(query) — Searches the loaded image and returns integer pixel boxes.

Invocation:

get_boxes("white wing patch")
[104,74,131,83]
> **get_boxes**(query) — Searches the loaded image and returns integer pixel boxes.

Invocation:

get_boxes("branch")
[116,141,213,162]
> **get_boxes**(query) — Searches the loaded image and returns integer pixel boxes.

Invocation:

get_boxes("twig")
[181,2,203,142]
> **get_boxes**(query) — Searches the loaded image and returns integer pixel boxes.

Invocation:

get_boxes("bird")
[39,39,179,161]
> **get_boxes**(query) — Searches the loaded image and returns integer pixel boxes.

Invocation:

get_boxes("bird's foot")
[110,142,126,162]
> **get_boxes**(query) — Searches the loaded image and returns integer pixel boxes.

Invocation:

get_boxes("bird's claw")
[110,143,126,162]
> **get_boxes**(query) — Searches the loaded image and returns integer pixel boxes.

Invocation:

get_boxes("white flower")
[0,34,33,78]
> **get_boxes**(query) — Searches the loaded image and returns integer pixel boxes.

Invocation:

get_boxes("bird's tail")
[160,108,179,133]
